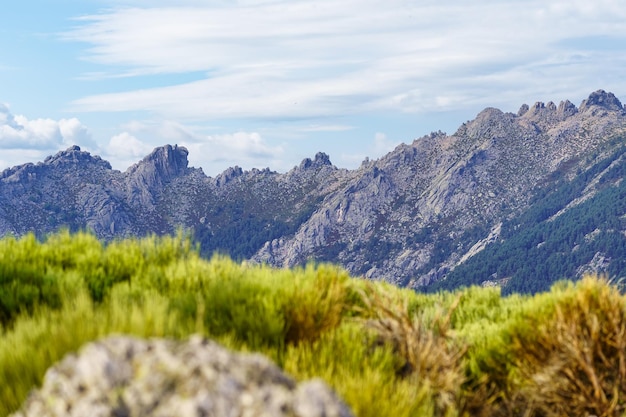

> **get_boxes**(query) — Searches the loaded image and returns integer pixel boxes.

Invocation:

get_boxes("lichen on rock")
[12,335,354,417]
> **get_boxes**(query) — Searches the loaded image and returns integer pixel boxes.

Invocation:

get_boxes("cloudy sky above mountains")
[1,0,625,175]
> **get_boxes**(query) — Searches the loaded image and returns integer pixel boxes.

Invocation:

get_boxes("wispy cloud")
[299,124,354,132]
[63,0,626,121]
[107,131,153,167]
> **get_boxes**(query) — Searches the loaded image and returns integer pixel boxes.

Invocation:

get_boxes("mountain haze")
[2,90,626,292]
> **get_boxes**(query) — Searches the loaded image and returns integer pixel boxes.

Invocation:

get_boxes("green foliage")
[466,276,626,416]
[195,183,323,260]
[282,324,438,417]
[280,264,352,345]
[438,143,626,294]
[3,231,626,417]
[356,284,467,416]
[0,287,186,415]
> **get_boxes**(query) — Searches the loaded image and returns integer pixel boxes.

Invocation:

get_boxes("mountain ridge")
[2,89,626,292]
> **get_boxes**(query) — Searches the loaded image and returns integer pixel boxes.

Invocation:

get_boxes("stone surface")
[11,335,354,417]
[253,90,626,286]
[579,89,624,113]
[1,90,626,287]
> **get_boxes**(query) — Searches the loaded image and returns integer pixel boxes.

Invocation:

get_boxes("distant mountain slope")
[254,90,626,288]
[434,138,626,294]
[2,90,626,292]
[0,145,349,260]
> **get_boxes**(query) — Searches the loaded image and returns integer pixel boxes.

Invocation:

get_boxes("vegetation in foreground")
[1,231,626,416]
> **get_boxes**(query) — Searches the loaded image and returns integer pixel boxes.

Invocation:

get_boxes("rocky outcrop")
[579,89,624,113]
[12,335,354,417]
[0,146,131,239]
[298,152,332,170]
[252,90,626,286]
[213,166,244,187]
[125,144,190,209]
[2,90,626,289]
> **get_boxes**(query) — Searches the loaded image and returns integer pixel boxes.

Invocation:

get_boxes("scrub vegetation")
[2,231,626,416]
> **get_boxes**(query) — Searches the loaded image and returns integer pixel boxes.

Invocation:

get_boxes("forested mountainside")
[2,89,626,292]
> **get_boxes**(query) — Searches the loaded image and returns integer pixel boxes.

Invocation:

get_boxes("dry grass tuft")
[495,276,626,417]
[356,284,467,416]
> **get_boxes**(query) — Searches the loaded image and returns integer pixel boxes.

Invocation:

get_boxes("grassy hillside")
[2,231,626,416]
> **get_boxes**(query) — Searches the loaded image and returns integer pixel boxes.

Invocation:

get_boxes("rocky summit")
[2,90,626,292]
[11,335,354,417]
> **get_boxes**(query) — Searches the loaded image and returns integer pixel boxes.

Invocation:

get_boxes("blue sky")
[1,0,626,176]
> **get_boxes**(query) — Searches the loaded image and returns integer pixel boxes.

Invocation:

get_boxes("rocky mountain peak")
[557,99,578,117]
[126,144,189,183]
[464,107,508,138]
[134,144,189,180]
[125,145,190,209]
[214,166,244,187]
[314,151,332,165]
[1,89,626,292]
[580,89,624,113]
[44,145,112,169]
[518,97,584,126]
[299,152,333,170]
[517,104,530,116]
[522,101,555,119]
[1,145,111,183]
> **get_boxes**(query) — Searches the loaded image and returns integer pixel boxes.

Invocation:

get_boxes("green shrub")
[3,231,626,417]
[281,263,351,345]
[471,276,626,416]
[356,282,468,417]
[283,324,437,417]
[0,286,186,415]
[0,234,61,325]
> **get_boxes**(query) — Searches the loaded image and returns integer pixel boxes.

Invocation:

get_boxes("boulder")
[12,335,354,417]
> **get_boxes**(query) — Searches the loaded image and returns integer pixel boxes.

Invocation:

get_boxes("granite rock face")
[125,144,190,209]
[253,90,626,286]
[2,90,626,288]
[12,335,354,417]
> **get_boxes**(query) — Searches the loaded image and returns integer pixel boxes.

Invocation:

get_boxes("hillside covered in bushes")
[2,231,626,416]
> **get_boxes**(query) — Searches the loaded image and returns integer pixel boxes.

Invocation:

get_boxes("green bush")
[469,276,626,416]
[2,231,626,417]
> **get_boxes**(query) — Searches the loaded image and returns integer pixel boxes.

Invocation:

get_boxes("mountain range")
[3,89,626,293]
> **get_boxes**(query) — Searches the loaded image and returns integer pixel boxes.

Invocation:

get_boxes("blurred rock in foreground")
[12,335,354,417]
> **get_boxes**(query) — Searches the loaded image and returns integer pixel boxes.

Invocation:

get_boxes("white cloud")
[211,132,275,156]
[20,0,621,176]
[182,131,286,174]
[108,132,153,157]
[0,104,94,151]
[0,104,17,127]
[58,118,97,148]
[0,149,54,172]
[102,120,285,173]
[0,105,288,174]
[62,0,626,121]
[104,131,154,170]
